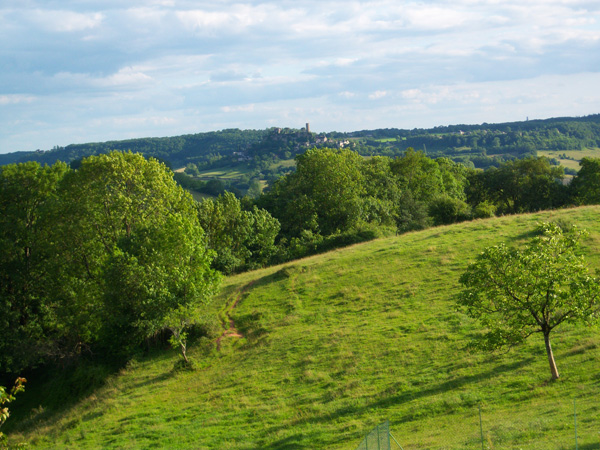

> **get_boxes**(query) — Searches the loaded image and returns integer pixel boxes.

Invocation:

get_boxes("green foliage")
[0,377,26,450]
[360,156,401,227]
[47,152,220,358]
[428,195,472,226]
[163,304,204,366]
[0,152,220,372]
[467,157,567,214]
[458,222,600,379]
[267,147,366,237]
[472,200,497,219]
[261,147,472,239]
[390,149,469,231]
[0,161,70,373]
[184,163,200,176]
[197,192,280,274]
[570,157,600,204]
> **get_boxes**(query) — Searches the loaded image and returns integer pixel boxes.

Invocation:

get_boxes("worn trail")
[216,280,255,350]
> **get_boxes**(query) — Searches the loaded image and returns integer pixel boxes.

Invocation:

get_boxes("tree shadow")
[256,356,536,448]
[239,431,322,450]
[5,349,175,435]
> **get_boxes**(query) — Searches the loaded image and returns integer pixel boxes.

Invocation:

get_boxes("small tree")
[457,222,600,380]
[163,305,201,365]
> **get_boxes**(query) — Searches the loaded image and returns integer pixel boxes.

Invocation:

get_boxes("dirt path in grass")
[216,280,255,350]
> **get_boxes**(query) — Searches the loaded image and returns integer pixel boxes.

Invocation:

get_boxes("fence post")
[479,404,484,450]
[574,398,579,450]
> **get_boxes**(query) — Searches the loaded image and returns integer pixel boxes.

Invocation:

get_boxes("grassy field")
[196,165,255,180]
[7,206,600,449]
[538,147,600,171]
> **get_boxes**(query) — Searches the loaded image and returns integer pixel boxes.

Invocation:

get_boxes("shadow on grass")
[576,443,600,450]
[254,356,536,449]
[5,349,175,436]
[240,431,323,450]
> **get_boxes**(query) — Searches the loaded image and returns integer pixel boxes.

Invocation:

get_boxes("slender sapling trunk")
[544,332,560,380]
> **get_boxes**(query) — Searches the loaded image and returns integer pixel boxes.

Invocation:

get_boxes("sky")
[1,0,600,153]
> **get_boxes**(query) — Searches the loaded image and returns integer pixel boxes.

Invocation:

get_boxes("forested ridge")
[1,114,599,171]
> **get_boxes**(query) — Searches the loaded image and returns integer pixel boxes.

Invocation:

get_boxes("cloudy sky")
[1,0,599,153]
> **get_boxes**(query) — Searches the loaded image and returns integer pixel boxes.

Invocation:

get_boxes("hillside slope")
[9,206,600,449]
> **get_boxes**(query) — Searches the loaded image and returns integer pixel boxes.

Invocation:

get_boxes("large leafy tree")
[390,149,469,231]
[47,151,220,358]
[0,161,69,373]
[260,147,366,238]
[360,156,401,227]
[468,157,567,214]
[458,222,600,380]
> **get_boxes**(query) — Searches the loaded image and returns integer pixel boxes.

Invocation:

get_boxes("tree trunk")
[544,332,560,380]
[181,342,188,364]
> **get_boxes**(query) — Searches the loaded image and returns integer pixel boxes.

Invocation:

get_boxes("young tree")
[457,222,600,380]
[163,304,202,365]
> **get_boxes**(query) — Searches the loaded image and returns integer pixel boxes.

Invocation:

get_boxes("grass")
[538,148,600,171]
[8,206,600,449]
[270,159,296,169]
[197,165,254,180]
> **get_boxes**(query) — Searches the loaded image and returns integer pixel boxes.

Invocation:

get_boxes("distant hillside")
[8,206,600,450]
[2,115,600,172]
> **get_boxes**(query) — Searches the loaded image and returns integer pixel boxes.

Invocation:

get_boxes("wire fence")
[355,400,594,450]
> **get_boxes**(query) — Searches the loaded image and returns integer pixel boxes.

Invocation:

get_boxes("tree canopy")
[0,152,220,373]
[457,222,600,380]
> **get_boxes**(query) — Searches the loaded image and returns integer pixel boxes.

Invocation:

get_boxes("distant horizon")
[5,112,600,156]
[2,1,599,154]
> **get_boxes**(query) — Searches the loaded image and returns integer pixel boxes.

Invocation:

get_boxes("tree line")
[3,148,600,378]
[194,147,600,273]
[2,115,599,176]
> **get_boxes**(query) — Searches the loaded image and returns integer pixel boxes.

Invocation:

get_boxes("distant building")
[306,123,310,134]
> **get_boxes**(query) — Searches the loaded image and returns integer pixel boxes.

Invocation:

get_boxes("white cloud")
[0,95,36,105]
[1,0,600,152]
[221,104,255,113]
[369,91,388,100]
[29,9,104,32]
[338,91,356,99]
[100,67,154,87]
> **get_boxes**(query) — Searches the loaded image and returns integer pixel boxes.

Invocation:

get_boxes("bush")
[472,200,497,219]
[428,196,472,225]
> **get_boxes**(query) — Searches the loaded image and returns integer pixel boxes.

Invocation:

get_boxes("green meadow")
[538,147,600,171]
[8,206,600,449]
[197,165,254,180]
